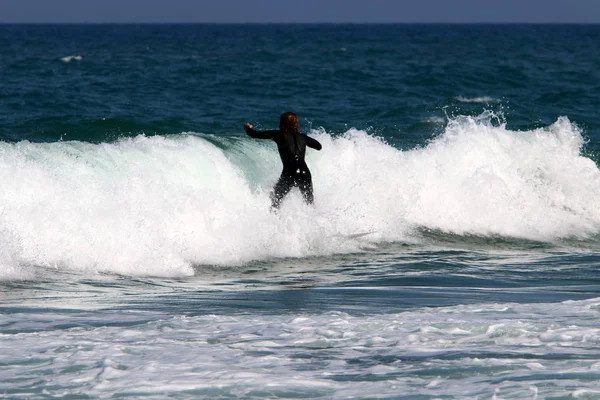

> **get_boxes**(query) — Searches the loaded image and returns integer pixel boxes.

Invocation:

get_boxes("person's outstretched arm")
[304,134,322,151]
[244,123,277,139]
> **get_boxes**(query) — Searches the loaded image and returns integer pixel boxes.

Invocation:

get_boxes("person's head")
[279,112,299,135]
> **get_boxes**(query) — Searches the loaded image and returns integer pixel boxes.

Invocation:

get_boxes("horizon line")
[0,21,599,25]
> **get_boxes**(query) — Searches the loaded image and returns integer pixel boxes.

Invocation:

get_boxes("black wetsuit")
[244,125,322,208]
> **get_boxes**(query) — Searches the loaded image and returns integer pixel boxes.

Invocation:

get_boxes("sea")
[1,24,600,399]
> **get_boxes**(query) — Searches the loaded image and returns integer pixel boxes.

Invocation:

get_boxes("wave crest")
[1,114,599,279]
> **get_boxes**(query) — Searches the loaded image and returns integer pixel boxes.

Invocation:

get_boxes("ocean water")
[1,24,600,399]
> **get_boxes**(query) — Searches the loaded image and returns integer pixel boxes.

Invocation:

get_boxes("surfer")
[244,112,322,209]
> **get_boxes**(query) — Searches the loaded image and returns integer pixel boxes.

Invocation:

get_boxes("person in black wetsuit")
[244,112,322,209]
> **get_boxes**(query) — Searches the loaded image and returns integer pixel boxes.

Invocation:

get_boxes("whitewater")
[1,114,599,281]
[2,297,600,399]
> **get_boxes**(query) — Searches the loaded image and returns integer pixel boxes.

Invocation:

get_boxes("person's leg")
[299,175,314,205]
[270,175,293,209]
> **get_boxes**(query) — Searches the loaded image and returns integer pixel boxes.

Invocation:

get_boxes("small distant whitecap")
[425,116,446,124]
[455,96,497,103]
[60,55,83,63]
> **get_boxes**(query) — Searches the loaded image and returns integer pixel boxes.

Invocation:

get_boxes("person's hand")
[244,122,253,129]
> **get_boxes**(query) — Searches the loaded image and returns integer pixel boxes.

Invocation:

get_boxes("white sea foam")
[0,114,599,278]
[2,297,599,398]
[456,96,497,103]
[60,55,83,63]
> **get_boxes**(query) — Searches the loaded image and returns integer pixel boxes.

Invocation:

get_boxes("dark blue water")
[2,25,599,149]
[1,24,600,399]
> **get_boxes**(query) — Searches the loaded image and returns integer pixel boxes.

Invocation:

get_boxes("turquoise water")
[1,24,600,398]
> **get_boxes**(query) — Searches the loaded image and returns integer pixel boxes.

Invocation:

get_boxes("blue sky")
[1,0,599,23]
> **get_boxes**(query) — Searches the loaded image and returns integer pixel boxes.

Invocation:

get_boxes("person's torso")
[273,131,308,172]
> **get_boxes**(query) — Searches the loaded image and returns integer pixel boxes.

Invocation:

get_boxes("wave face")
[1,114,599,279]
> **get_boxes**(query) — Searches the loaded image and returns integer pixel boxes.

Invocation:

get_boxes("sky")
[1,0,600,24]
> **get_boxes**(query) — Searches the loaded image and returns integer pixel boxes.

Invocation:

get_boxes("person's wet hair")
[279,112,300,135]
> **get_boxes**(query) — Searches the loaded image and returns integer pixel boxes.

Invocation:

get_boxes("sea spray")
[312,113,600,240]
[1,114,599,279]
[401,114,600,237]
